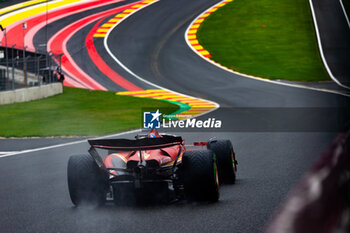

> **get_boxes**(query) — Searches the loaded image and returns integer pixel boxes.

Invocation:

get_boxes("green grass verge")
[197,0,330,82]
[0,87,179,137]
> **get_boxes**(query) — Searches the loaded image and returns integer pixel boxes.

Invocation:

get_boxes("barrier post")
[11,45,16,90]
[23,47,28,87]
[5,28,9,81]
[37,55,43,86]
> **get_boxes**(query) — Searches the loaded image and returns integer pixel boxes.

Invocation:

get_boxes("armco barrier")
[264,127,350,233]
[0,82,63,105]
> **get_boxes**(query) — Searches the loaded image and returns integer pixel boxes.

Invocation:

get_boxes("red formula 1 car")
[67,129,238,206]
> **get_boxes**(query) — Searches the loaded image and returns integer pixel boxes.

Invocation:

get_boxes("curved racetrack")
[0,0,349,232]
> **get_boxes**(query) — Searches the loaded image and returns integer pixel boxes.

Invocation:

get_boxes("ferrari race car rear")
[67,131,237,206]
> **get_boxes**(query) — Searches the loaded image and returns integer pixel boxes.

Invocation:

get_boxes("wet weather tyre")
[182,150,219,202]
[67,154,108,206]
[207,140,237,184]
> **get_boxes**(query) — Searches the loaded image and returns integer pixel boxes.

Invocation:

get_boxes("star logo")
[150,110,161,122]
[143,109,162,129]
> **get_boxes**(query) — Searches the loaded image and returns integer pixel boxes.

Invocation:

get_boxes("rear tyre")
[207,140,237,184]
[182,150,219,202]
[67,154,108,206]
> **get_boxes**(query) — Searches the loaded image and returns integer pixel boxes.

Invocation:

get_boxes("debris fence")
[0,46,62,91]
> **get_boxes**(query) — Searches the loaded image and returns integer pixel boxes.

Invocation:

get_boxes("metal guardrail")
[0,46,63,91]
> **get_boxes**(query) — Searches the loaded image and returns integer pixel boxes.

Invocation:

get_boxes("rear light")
[193,141,207,146]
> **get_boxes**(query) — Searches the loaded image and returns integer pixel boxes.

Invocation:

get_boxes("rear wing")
[88,135,183,151]
[87,136,183,169]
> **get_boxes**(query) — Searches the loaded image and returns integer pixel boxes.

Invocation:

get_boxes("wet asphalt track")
[0,0,350,232]
[311,0,350,88]
[0,132,338,233]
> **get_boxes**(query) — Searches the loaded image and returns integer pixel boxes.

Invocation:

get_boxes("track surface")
[0,0,349,233]
[0,132,336,233]
[311,0,350,88]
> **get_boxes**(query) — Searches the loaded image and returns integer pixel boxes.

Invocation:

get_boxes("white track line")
[309,0,350,90]
[103,0,220,116]
[0,129,142,158]
[0,0,82,41]
[339,0,350,29]
[184,0,350,96]
[0,0,62,22]
[0,151,20,155]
